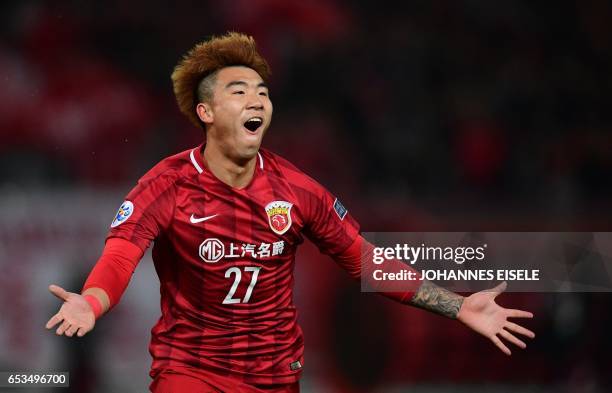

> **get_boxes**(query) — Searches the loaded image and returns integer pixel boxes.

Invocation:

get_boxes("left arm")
[297,183,535,356]
[333,235,535,355]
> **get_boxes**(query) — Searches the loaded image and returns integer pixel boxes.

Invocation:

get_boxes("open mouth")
[244,117,263,133]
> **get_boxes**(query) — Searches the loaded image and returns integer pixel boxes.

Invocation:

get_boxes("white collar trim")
[257,152,264,170]
[190,149,203,174]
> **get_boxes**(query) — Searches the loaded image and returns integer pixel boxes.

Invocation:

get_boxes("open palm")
[45,284,95,337]
[457,282,535,355]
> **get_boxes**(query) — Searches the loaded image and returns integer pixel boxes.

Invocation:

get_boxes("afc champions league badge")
[265,201,293,235]
[111,200,134,228]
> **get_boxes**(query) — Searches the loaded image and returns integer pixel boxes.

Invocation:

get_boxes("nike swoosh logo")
[190,213,219,224]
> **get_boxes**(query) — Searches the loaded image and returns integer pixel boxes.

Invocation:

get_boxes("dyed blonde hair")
[171,32,271,129]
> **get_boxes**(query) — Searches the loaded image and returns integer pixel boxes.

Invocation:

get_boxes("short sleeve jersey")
[106,145,359,386]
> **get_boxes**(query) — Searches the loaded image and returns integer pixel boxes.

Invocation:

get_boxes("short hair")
[171,32,271,129]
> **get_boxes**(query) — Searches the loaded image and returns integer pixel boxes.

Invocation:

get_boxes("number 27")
[223,266,261,304]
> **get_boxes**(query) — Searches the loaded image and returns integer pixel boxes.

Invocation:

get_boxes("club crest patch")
[111,201,134,228]
[265,201,293,235]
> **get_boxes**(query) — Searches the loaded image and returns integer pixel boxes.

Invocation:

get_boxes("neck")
[202,143,257,189]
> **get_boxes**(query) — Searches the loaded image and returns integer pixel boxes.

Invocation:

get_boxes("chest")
[169,181,304,263]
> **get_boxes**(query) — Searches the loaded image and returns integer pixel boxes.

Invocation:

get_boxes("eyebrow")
[225,81,268,89]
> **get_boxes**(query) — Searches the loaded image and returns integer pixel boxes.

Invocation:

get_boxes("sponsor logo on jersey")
[199,238,225,263]
[198,238,286,263]
[265,201,293,235]
[333,198,347,220]
[289,360,302,371]
[111,201,134,228]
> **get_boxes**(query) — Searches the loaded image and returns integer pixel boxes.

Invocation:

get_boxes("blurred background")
[1,0,611,392]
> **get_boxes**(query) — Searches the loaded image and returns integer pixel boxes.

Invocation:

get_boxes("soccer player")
[46,32,535,393]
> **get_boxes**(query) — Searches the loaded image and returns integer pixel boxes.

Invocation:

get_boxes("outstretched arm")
[333,235,535,355]
[409,280,535,355]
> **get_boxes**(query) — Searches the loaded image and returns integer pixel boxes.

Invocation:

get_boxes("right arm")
[47,164,176,337]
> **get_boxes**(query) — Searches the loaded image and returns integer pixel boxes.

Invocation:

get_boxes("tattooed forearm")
[409,280,464,319]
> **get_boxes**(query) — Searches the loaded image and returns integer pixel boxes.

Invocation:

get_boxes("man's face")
[202,66,273,162]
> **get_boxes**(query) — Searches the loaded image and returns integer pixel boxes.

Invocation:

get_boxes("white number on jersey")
[222,266,262,304]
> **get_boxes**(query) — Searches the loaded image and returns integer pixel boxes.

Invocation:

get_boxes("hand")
[45,284,95,337]
[457,282,535,355]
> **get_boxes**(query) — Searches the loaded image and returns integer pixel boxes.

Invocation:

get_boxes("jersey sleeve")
[300,179,360,257]
[106,172,176,252]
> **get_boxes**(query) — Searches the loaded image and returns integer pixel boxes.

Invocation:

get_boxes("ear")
[196,103,214,124]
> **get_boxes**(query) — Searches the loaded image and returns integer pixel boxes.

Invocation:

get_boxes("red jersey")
[107,145,360,386]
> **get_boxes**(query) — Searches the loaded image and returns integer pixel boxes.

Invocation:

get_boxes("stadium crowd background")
[0,1,610,392]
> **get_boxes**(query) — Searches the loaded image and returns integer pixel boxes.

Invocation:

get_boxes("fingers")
[50,318,91,338]
[47,306,92,338]
[506,321,535,339]
[490,335,511,356]
[500,329,526,349]
[65,324,80,337]
[507,309,533,319]
[56,320,71,336]
[76,327,90,337]
[491,281,507,298]
[49,285,70,301]
[45,313,64,330]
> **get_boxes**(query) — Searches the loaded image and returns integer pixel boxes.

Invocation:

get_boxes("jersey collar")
[190,145,264,174]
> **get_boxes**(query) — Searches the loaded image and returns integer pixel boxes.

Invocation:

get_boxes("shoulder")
[137,147,199,187]
[259,148,323,193]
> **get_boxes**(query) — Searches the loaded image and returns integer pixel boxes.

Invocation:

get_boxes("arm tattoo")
[409,280,464,319]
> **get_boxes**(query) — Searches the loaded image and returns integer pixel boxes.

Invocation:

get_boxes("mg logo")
[199,238,225,263]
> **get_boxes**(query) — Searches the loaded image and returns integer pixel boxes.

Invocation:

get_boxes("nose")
[246,92,264,110]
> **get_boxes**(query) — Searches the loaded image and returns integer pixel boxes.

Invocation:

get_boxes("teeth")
[244,117,263,132]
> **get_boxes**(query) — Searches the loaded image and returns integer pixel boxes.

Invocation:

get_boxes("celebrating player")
[46,32,535,393]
